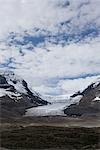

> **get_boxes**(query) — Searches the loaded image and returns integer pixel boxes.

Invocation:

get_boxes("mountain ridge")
[64,79,100,117]
[0,71,48,120]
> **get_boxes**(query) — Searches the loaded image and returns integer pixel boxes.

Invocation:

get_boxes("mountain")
[0,71,48,120]
[64,79,100,117]
[0,71,100,119]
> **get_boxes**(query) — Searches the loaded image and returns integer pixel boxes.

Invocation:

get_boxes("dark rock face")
[0,75,7,84]
[0,75,11,89]
[0,72,48,120]
[64,81,100,117]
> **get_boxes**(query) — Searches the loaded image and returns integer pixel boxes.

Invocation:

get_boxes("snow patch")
[93,97,100,101]
[0,88,22,100]
[3,71,27,94]
[93,78,100,88]
[70,95,83,104]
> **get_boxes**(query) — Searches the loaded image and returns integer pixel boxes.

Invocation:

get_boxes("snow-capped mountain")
[0,71,48,119]
[64,79,100,117]
[25,79,100,117]
[0,0,100,119]
[0,70,100,118]
[0,0,100,97]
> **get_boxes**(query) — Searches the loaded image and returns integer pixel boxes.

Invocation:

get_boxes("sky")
[0,0,100,97]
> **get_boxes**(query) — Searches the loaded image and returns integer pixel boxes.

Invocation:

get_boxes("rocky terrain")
[64,79,100,117]
[1,125,100,150]
[0,71,48,120]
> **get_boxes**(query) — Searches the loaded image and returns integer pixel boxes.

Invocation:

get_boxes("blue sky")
[0,0,100,96]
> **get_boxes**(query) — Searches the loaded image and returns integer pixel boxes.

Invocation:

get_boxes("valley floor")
[0,116,100,149]
[1,116,100,128]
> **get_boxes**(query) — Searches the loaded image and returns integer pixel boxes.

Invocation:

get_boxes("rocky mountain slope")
[64,79,100,117]
[1,71,100,119]
[0,71,48,120]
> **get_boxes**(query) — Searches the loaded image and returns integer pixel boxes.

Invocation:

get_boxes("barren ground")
[0,116,100,149]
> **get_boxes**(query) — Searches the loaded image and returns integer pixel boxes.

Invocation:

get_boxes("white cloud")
[0,0,68,37]
[58,75,100,95]
[0,0,100,38]
[0,0,100,97]
[0,38,100,96]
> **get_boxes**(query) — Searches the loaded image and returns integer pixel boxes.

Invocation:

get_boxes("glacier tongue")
[25,102,67,116]
[25,95,82,116]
